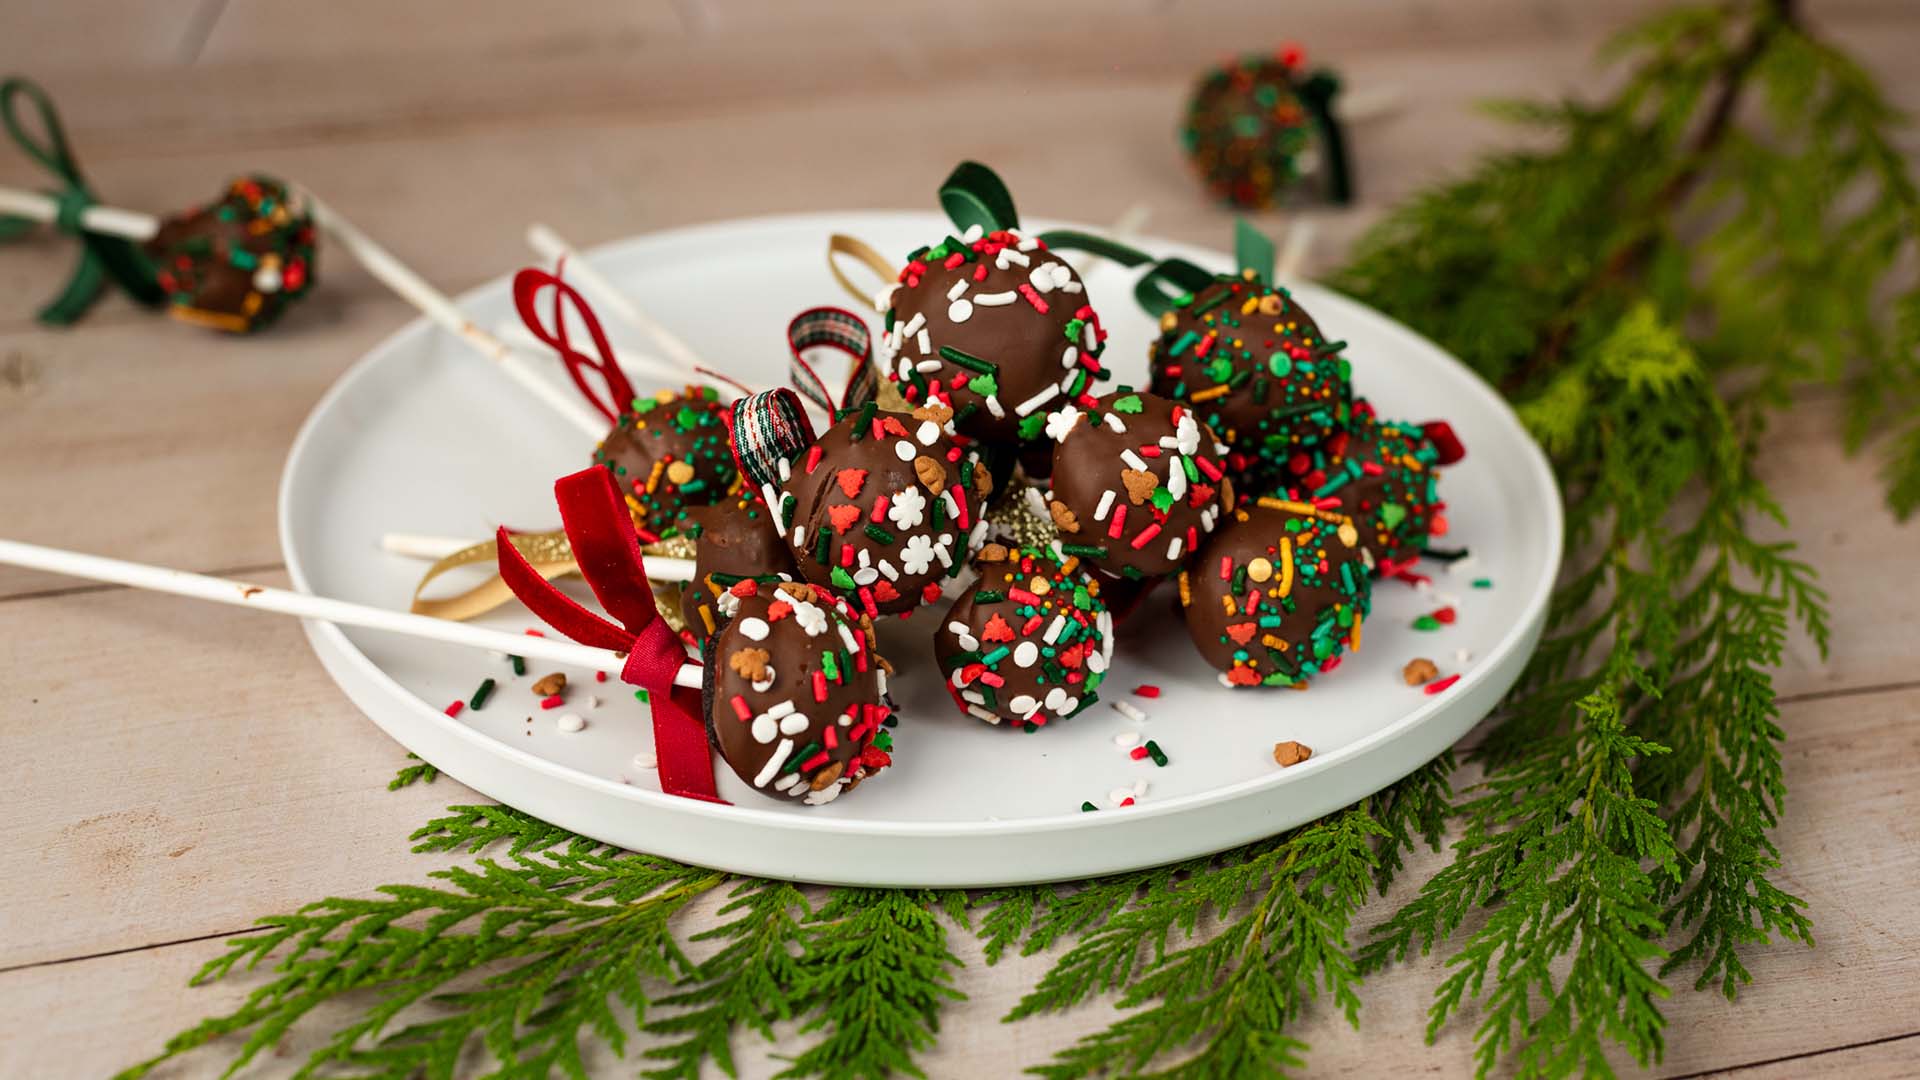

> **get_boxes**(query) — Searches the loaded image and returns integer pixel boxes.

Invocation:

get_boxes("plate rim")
[278,210,1562,861]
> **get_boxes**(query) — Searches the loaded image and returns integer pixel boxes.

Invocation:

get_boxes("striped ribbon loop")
[727,386,817,497]
[787,305,877,416]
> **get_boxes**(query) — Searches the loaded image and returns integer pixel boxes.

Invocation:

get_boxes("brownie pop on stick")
[934,543,1113,729]
[1042,389,1233,582]
[1274,399,1464,574]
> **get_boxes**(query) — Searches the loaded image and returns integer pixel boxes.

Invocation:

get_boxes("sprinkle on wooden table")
[443,700,465,718]
[1273,740,1312,767]
[1133,684,1161,698]
[469,678,496,710]
[1112,700,1150,724]
[539,694,565,710]
[1424,674,1461,695]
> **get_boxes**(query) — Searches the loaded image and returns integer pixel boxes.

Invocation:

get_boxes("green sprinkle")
[1060,543,1109,559]
[967,373,999,397]
[634,688,650,704]
[1412,614,1442,631]
[973,590,1005,604]
[1473,577,1493,589]
[469,678,496,710]
[830,566,856,590]
[864,523,896,545]
[939,346,997,374]
[1081,801,1098,812]
[981,646,1011,665]
[783,742,821,774]
[1146,740,1168,767]
[1112,395,1144,414]
[1168,331,1199,357]
[509,654,526,677]
[1018,412,1048,440]
[1191,288,1230,315]
[822,651,840,681]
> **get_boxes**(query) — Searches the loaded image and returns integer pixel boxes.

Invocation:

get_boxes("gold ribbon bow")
[410,530,696,630]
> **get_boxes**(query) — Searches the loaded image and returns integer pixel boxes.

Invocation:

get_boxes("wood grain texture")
[2,0,1918,1074]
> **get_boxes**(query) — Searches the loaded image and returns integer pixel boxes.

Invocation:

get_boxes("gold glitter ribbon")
[409,530,695,631]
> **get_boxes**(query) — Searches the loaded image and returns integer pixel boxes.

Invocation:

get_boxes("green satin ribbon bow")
[0,76,162,325]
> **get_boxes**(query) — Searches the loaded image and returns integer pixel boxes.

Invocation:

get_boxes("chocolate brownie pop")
[1042,389,1232,581]
[777,402,991,617]
[1147,270,1350,485]
[935,543,1113,729]
[703,581,895,804]
[1179,499,1370,687]
[143,176,317,333]
[678,493,799,640]
[872,163,1113,450]
[591,386,739,543]
[1276,400,1456,571]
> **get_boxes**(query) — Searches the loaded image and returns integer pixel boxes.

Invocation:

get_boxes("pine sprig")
[641,878,813,1079]
[389,752,440,789]
[776,888,970,1079]
[998,756,1455,1078]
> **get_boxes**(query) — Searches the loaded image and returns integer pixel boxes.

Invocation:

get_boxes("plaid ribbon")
[728,386,817,498]
[787,305,877,415]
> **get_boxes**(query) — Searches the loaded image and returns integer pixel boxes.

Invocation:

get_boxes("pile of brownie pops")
[498,163,1463,807]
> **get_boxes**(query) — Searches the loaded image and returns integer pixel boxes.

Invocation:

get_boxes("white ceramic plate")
[280,211,1561,887]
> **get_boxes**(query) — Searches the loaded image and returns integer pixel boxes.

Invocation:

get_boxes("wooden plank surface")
[2,0,1918,1076]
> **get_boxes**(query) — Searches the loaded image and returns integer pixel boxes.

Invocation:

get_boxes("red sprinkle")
[1119,797,1135,807]
[1134,684,1161,698]
[730,694,752,721]
[595,671,609,683]
[444,700,465,718]
[524,629,546,637]
[539,694,565,710]
[813,670,829,702]
[1433,607,1457,624]
[1129,746,1150,760]
[1424,674,1461,695]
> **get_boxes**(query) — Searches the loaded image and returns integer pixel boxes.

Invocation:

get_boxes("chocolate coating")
[1179,500,1370,687]
[702,582,894,804]
[678,494,799,639]
[935,544,1112,728]
[778,406,989,616]
[1043,390,1232,580]
[145,176,316,333]
[1182,53,1327,209]
[592,387,737,541]
[1276,401,1443,569]
[878,229,1109,446]
[1148,274,1350,485]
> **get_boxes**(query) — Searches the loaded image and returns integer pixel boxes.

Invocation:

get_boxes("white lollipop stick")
[303,195,606,440]
[1072,203,1153,292]
[1274,218,1317,283]
[0,187,159,241]
[0,538,702,688]
[381,531,696,583]
[491,319,738,400]
[525,224,716,381]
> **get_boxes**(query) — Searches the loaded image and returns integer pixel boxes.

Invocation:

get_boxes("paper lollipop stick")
[525,224,749,398]
[0,537,703,688]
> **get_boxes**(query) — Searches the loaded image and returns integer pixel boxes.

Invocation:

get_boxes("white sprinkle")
[1044,686,1070,712]
[631,750,656,770]
[917,329,932,355]
[1104,412,1127,434]
[1111,700,1150,724]
[968,704,1003,724]
[555,713,586,734]
[766,699,795,720]
[740,617,770,641]
[916,358,943,372]
[948,298,974,323]
[1114,731,1140,748]
[791,525,805,548]
[873,284,898,312]
[903,312,927,337]
[1061,345,1078,369]
[984,394,1005,419]
[780,711,811,736]
[1082,323,1098,350]
[1132,778,1147,797]
[1455,647,1474,665]
[963,224,985,243]
[947,278,970,302]
[1017,236,1039,252]
[878,559,900,581]
[998,247,1032,268]
[857,546,872,569]
[1061,280,1083,294]
[1121,449,1148,471]
[775,772,803,791]
[1009,693,1038,715]
[853,567,878,586]
[1043,615,1067,644]
[587,696,602,710]
[1167,466,1187,501]
[947,620,971,636]
[974,290,1017,306]
[1094,488,1116,522]
[1013,641,1040,668]
[895,439,917,462]
[1015,383,1061,417]
[754,739,793,786]
[752,714,777,744]
[838,624,861,654]
[1166,536,1184,561]
[777,456,792,482]
[1109,788,1133,807]
[933,541,953,568]
[1087,648,1107,674]
[917,419,943,445]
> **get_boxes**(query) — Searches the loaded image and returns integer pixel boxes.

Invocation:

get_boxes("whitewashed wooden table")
[2,2,1918,1076]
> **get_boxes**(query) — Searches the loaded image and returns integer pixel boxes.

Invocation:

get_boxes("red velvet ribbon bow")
[513,267,637,426]
[496,465,725,804]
